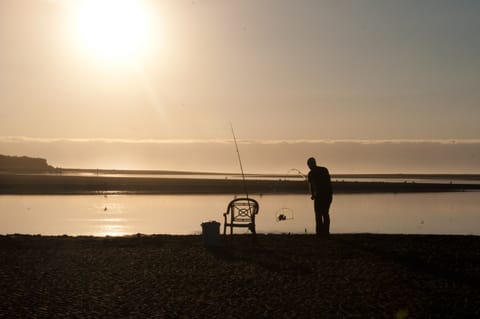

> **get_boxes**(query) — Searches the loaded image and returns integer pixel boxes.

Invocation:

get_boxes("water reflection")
[0,192,479,236]
[91,200,129,236]
[98,224,128,237]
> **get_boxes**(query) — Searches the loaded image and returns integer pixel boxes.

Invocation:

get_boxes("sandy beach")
[1,234,479,318]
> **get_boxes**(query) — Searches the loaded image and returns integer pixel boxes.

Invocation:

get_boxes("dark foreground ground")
[1,234,479,318]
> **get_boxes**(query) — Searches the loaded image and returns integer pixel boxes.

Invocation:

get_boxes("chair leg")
[249,223,256,235]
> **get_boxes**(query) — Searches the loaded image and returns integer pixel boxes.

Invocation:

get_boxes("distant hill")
[0,155,54,172]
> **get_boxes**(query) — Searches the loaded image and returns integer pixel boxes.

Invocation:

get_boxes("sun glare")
[77,0,149,60]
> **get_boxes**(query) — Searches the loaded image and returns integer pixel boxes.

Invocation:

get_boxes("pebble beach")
[1,234,479,318]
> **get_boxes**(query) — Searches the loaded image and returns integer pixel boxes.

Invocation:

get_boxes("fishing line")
[230,122,249,199]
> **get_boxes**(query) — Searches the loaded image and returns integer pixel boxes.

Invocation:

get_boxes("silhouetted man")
[307,157,333,237]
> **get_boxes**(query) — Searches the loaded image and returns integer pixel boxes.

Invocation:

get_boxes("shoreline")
[1,233,479,317]
[1,173,479,195]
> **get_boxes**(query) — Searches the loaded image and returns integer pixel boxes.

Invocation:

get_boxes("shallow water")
[28,172,480,184]
[0,192,479,236]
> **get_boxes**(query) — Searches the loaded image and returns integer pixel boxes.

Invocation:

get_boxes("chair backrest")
[227,198,259,223]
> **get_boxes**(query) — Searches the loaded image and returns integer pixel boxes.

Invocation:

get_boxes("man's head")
[307,157,316,169]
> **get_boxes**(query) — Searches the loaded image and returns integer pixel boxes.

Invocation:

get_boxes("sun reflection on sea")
[94,200,129,236]
[98,224,128,237]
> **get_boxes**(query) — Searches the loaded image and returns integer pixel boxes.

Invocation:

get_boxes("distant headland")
[0,155,54,172]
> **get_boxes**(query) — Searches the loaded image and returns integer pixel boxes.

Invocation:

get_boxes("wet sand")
[1,234,479,318]
[1,173,479,194]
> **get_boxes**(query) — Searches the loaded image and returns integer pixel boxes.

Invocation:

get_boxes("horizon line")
[2,136,480,145]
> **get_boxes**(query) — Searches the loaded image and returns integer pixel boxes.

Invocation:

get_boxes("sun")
[77,0,149,60]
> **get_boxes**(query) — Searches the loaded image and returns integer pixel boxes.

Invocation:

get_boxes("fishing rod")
[286,168,307,181]
[230,122,249,199]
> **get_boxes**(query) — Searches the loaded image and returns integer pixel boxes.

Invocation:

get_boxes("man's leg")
[316,200,331,237]
[314,199,324,235]
[322,210,330,236]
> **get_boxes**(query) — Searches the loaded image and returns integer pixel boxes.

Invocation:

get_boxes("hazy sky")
[1,0,479,172]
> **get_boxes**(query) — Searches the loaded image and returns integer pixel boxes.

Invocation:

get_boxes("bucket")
[201,221,220,247]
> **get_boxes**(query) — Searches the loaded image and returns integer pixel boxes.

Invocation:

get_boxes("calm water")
[0,192,479,236]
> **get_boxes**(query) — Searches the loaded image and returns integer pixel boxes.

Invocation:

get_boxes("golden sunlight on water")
[90,201,129,236]
[1,193,479,236]
[98,224,128,237]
